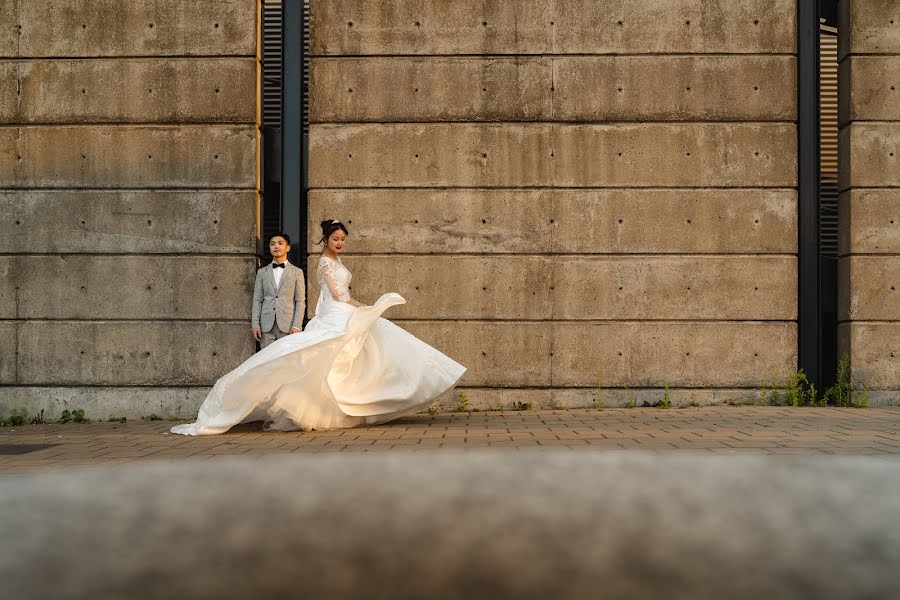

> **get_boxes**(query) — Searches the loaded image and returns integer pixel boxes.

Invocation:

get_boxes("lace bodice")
[317,256,351,303]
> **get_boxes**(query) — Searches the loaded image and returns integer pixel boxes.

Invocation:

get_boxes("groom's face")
[269,236,289,261]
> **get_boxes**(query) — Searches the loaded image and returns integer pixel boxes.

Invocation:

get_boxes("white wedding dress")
[171,256,466,435]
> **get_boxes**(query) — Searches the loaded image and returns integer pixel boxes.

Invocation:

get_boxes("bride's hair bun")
[319,219,349,245]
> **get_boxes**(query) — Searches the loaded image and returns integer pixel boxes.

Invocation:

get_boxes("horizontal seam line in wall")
[447,385,786,390]
[837,320,900,324]
[310,119,799,125]
[0,253,258,257]
[839,53,900,58]
[314,252,799,258]
[0,187,258,192]
[0,384,215,389]
[308,52,798,59]
[0,187,258,191]
[840,120,900,124]
[391,319,797,324]
[2,318,250,323]
[310,185,800,191]
[2,121,259,126]
[2,56,257,62]
[837,253,900,258]
[307,186,799,191]
[310,120,798,126]
[0,123,258,128]
[9,54,259,60]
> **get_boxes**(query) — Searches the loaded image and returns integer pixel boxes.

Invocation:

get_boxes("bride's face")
[327,230,346,253]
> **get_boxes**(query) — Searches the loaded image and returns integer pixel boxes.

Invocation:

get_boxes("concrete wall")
[0,1,260,419]
[307,0,799,409]
[839,0,900,401]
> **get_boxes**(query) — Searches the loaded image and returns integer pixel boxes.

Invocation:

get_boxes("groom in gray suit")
[251,232,306,349]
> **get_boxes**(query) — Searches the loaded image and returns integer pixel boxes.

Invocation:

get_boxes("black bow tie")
[272,262,286,269]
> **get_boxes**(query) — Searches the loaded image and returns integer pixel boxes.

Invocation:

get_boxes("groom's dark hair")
[268,232,291,246]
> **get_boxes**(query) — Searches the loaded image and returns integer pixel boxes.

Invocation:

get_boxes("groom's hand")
[251,327,262,342]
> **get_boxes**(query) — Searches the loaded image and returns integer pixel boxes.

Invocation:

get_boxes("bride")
[171,220,466,435]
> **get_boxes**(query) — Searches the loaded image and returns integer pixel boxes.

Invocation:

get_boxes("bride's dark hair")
[319,219,349,245]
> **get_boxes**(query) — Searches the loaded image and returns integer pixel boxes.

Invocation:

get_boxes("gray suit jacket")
[251,261,306,334]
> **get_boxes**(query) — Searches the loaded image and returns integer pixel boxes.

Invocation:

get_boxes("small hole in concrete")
[148,155,152,159]
[550,219,555,224]
[617,219,623,224]
[617,87,623,92]
[753,19,759,25]
[415,21,421,27]
[82,24,86,29]
[755,151,760,156]
[148,88,152,93]
[482,287,487,291]
[145,352,151,357]
[213,286,218,291]
[214,23,219,29]
[82,89,86,94]
[685,20,690,25]
[754,86,759,91]
[551,152,555,157]
[414,154,418,158]
[482,21,487,26]
[687,219,692,224]
[348,88,353,93]
[213,351,217,356]
[80,220,85,225]
[213,220,218,224]
[15,220,20,225]
[414,219,419,223]
[147,220,152,225]
[618,352,623,356]
[754,219,759,224]
[481,219,487,224]
[617,152,622,157]
[215,88,220,93]
[80,286,85,291]
[348,153,352,158]
[481,352,487,357]
[686,86,691,91]
[754,353,759,357]
[415,286,419,290]
[149,23,154,28]
[618,286,623,291]
[686,152,691,156]
[347,21,353,27]
[482,87,487,92]
[81,155,86,159]
[146,285,151,290]
[214,154,219,159]
[80,351,85,355]
[617,20,623,26]
[414,88,418,92]
[481,153,487,159]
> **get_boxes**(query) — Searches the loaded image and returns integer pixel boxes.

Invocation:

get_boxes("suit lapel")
[267,263,277,293]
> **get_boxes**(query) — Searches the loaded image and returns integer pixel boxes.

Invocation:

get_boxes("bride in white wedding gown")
[171,220,466,435]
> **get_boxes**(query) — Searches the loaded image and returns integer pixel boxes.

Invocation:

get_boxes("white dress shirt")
[272,261,286,288]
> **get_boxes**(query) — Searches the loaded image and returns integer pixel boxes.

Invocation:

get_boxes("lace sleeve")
[318,257,349,302]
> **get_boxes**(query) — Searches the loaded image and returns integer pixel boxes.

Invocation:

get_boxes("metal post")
[798,0,821,386]
[282,0,303,266]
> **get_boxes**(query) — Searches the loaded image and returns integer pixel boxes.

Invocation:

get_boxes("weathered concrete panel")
[19,0,258,57]
[16,321,254,385]
[554,256,797,320]
[0,191,258,254]
[0,0,17,57]
[838,189,900,255]
[311,57,550,123]
[0,256,256,319]
[0,126,14,183]
[551,189,798,254]
[553,123,796,187]
[0,256,15,317]
[0,386,209,420]
[839,57,900,125]
[8,125,257,188]
[0,322,15,383]
[839,123,900,190]
[308,255,552,320]
[838,256,900,321]
[838,322,900,389]
[311,0,795,55]
[552,0,796,54]
[552,322,797,387]
[309,124,796,188]
[839,0,900,58]
[14,58,257,123]
[309,189,797,255]
[398,321,551,387]
[310,0,552,56]
[307,189,556,254]
[553,56,796,122]
[0,62,15,120]
[309,123,552,188]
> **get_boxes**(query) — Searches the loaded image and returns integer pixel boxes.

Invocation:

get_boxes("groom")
[251,232,306,349]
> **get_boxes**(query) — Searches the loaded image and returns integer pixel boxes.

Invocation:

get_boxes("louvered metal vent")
[819,24,839,258]
[262,1,283,128]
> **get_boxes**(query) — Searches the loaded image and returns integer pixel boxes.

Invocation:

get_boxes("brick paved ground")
[2,407,899,474]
